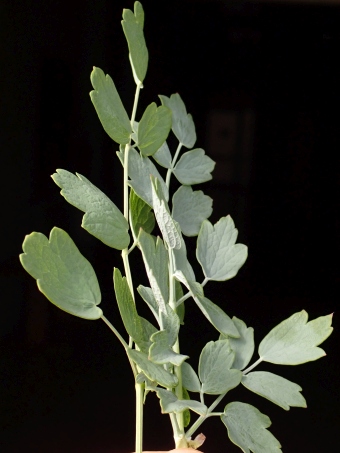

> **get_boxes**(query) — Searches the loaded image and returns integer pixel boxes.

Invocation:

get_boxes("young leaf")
[89,67,132,144]
[118,147,169,207]
[199,340,242,395]
[121,1,148,83]
[138,285,159,322]
[220,317,254,370]
[259,310,333,365]
[127,349,178,388]
[137,103,172,156]
[221,402,282,453]
[52,170,130,250]
[174,271,240,338]
[242,372,306,411]
[182,387,191,428]
[151,176,181,250]
[130,188,155,238]
[159,93,196,148]
[138,230,169,313]
[153,141,172,169]
[156,388,207,416]
[197,215,248,281]
[20,227,102,320]
[181,362,201,393]
[113,268,144,345]
[173,149,215,185]
[149,330,188,366]
[172,186,213,236]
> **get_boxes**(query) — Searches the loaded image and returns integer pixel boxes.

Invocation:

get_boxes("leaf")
[89,67,132,144]
[199,340,242,395]
[221,402,282,453]
[175,279,185,324]
[181,362,201,393]
[121,2,148,83]
[149,330,188,366]
[220,317,254,370]
[138,317,158,354]
[137,103,172,156]
[151,176,181,250]
[118,147,169,207]
[159,93,196,148]
[259,310,333,365]
[173,149,215,185]
[138,285,159,322]
[197,215,248,281]
[242,372,306,411]
[20,227,102,320]
[172,186,213,236]
[153,141,172,169]
[130,188,155,238]
[182,387,191,428]
[174,271,239,338]
[160,305,180,347]
[52,170,130,250]
[127,349,178,388]
[156,388,207,416]
[138,230,168,314]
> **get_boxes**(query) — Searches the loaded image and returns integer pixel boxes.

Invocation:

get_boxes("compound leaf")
[153,141,172,169]
[259,310,333,365]
[173,149,215,185]
[149,330,188,366]
[20,227,102,320]
[130,188,155,238]
[90,67,132,144]
[52,169,129,250]
[156,388,207,416]
[181,361,201,393]
[220,317,254,370]
[137,103,172,156]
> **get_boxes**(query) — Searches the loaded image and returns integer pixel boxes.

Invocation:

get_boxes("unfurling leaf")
[121,1,148,83]
[173,149,215,185]
[221,402,282,453]
[149,330,188,366]
[20,227,102,320]
[159,93,196,148]
[156,388,207,416]
[127,349,178,388]
[197,215,248,281]
[220,317,254,370]
[130,188,155,238]
[90,67,132,144]
[52,169,130,250]
[242,372,306,410]
[137,103,172,156]
[199,340,242,395]
[259,310,333,365]
[172,186,213,236]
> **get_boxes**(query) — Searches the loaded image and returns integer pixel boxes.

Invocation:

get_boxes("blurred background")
[1,0,339,452]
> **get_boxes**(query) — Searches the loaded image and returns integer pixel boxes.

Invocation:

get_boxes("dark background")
[1,0,339,452]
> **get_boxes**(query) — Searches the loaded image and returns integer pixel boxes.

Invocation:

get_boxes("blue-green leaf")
[259,311,333,365]
[127,349,178,388]
[172,185,213,236]
[130,188,155,238]
[149,330,188,366]
[220,317,254,370]
[137,103,172,156]
[153,141,172,169]
[159,93,196,148]
[221,402,281,453]
[156,388,207,416]
[137,285,159,322]
[242,372,306,410]
[121,2,148,83]
[199,340,242,395]
[197,215,248,281]
[173,149,215,185]
[20,228,102,320]
[52,169,129,250]
[181,362,201,393]
[89,67,132,144]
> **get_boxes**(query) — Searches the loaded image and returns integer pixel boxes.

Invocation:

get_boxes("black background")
[1,0,339,452]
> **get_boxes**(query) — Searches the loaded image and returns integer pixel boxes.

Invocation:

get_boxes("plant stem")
[135,382,144,453]
[166,142,183,188]
[242,357,263,375]
[176,291,191,307]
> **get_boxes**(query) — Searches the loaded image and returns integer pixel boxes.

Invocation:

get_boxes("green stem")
[135,382,144,453]
[242,357,263,375]
[166,142,183,188]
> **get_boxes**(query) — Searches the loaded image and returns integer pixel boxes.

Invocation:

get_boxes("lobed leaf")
[173,148,215,185]
[242,371,306,410]
[197,215,248,281]
[199,340,242,395]
[153,141,172,169]
[89,67,132,144]
[156,388,207,416]
[52,169,129,250]
[20,228,102,320]
[220,317,254,370]
[259,310,333,365]
[137,103,172,156]
[149,330,188,366]
[221,402,282,453]
[121,1,148,83]
[159,93,196,148]
[172,185,213,236]
[181,362,201,393]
